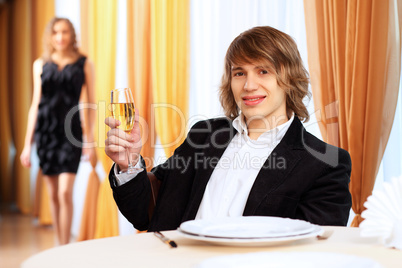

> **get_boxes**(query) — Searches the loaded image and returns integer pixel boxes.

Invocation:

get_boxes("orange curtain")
[77,0,99,240]
[304,0,402,226]
[77,157,100,241]
[79,0,119,238]
[127,0,155,170]
[84,1,116,172]
[9,0,32,214]
[0,3,14,206]
[7,0,54,214]
[0,0,55,216]
[150,0,190,157]
[94,179,119,238]
[31,0,55,59]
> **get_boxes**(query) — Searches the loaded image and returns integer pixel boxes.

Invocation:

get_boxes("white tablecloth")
[21,227,402,268]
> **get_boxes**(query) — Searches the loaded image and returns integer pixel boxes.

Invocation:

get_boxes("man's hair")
[42,17,81,61]
[219,26,310,122]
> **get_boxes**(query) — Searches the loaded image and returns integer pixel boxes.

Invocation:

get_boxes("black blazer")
[109,117,352,231]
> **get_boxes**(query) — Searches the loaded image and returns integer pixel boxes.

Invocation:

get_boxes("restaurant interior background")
[0,0,401,240]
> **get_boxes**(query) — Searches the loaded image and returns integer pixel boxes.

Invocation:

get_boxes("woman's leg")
[57,172,76,245]
[43,175,61,244]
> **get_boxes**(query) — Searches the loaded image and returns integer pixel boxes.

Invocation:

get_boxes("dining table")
[21,226,402,268]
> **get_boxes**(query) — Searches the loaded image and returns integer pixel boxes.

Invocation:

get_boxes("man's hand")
[105,108,142,170]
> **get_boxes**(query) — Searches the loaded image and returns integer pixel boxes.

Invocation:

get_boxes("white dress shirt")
[195,114,294,220]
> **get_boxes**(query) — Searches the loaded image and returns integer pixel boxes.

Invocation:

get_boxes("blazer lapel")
[182,121,237,221]
[243,118,304,215]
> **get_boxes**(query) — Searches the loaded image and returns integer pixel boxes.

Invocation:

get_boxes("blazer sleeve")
[108,166,151,231]
[295,148,352,226]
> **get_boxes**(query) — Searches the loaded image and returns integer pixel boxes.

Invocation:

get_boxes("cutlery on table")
[154,231,178,248]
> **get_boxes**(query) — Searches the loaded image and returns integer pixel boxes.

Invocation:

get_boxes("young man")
[105,26,352,231]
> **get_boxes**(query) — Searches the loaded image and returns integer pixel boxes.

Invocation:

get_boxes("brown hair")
[219,26,310,122]
[42,17,81,61]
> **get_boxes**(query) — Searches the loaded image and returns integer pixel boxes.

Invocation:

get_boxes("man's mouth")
[242,96,266,105]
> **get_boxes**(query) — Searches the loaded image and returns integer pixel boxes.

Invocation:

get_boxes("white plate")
[195,252,383,268]
[179,216,315,239]
[177,225,323,247]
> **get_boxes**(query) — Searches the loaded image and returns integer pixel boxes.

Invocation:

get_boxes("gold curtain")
[79,0,119,238]
[9,0,32,214]
[7,0,53,214]
[127,0,155,170]
[77,157,100,241]
[80,0,89,55]
[86,1,116,172]
[150,0,190,157]
[32,0,55,59]
[77,0,99,240]
[94,179,119,238]
[0,0,55,215]
[0,3,14,205]
[304,0,402,226]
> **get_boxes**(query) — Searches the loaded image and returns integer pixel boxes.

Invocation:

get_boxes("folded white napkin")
[360,176,402,250]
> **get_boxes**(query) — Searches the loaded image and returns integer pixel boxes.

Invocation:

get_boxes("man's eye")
[234,72,244,77]
[260,70,268,75]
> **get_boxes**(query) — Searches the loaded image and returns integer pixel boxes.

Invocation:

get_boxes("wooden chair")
[147,172,161,220]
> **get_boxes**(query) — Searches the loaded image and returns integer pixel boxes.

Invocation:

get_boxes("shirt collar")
[232,113,295,144]
[232,113,249,135]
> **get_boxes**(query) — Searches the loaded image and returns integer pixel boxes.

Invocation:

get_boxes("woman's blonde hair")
[42,17,80,61]
[219,26,310,122]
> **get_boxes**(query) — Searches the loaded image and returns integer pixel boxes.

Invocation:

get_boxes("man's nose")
[244,74,258,91]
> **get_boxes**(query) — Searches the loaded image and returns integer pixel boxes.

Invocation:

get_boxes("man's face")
[230,61,287,127]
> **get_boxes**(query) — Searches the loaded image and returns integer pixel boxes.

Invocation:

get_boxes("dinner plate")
[179,216,315,239]
[177,225,323,247]
[195,252,383,268]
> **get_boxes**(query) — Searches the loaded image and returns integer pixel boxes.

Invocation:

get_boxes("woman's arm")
[20,59,43,167]
[81,58,97,164]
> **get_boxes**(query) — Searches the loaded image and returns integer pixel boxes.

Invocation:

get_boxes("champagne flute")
[111,88,138,174]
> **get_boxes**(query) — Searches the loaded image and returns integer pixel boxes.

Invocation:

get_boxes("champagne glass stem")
[126,148,140,174]
[127,150,134,173]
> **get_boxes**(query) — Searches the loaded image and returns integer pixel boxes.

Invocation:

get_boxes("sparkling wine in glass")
[111,88,138,174]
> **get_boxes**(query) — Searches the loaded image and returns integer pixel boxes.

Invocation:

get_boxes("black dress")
[34,56,86,175]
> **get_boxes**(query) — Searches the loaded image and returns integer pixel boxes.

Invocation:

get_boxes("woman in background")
[20,17,96,245]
